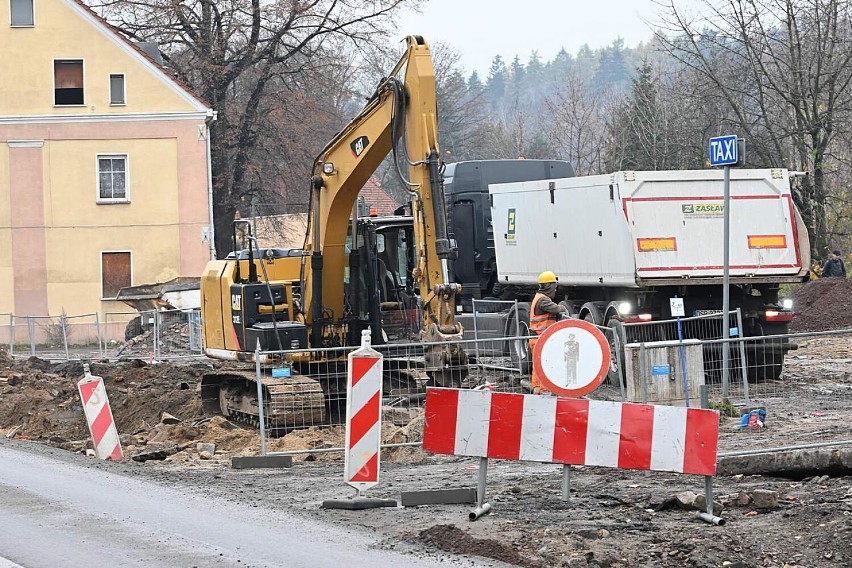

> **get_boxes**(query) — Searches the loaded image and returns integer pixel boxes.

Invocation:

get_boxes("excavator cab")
[345,216,420,344]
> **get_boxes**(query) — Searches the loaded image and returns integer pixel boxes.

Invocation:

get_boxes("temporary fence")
[618,312,852,455]
[2,308,204,362]
[249,317,626,457]
[4,313,104,360]
[239,310,852,467]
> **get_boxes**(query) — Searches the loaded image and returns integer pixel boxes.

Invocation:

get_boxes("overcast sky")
[397,0,697,76]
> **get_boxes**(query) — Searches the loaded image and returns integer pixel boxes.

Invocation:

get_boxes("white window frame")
[10,0,35,27]
[96,153,130,203]
[109,72,126,106]
[100,250,133,301]
[52,58,85,107]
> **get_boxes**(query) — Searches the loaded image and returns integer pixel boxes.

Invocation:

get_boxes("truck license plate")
[694,309,724,316]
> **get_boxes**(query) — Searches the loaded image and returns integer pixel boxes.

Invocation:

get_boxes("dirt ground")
[1,328,852,567]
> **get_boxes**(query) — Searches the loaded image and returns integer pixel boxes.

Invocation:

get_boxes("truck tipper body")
[490,168,809,288]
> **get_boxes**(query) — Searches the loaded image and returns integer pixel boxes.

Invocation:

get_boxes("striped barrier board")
[344,332,384,492]
[77,366,123,461]
[423,388,718,476]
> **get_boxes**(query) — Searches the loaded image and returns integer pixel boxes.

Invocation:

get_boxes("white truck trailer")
[488,168,811,381]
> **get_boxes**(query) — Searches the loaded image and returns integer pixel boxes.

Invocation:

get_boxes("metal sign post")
[670,296,690,407]
[709,135,743,399]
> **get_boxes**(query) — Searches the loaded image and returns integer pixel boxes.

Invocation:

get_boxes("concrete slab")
[231,455,293,469]
[717,448,852,478]
[400,488,477,507]
[321,497,398,510]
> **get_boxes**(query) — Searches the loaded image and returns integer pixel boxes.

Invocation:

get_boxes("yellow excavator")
[199,36,466,429]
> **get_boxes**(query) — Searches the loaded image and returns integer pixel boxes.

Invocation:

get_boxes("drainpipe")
[205,110,218,260]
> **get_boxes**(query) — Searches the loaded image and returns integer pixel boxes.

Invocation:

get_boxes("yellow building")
[0,0,214,321]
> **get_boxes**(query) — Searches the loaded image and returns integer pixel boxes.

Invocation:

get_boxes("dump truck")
[486,168,811,381]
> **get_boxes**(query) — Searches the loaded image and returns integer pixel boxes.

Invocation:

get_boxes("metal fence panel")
[704,329,852,453]
[0,313,11,356]
[244,324,631,456]
[154,308,203,358]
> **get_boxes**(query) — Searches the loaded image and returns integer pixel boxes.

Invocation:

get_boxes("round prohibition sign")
[532,319,611,397]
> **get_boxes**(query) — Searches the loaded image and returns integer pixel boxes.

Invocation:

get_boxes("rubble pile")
[790,277,852,332]
[117,319,197,358]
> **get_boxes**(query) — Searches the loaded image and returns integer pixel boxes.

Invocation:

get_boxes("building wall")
[0,120,210,316]
[0,144,12,314]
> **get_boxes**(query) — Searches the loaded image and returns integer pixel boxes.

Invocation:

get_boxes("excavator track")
[200,370,326,435]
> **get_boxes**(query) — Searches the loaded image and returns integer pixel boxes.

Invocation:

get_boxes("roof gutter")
[205,109,218,260]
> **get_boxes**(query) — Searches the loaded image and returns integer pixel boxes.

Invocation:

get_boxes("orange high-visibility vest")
[530,292,558,337]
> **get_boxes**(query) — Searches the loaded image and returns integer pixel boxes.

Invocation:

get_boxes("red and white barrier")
[77,365,123,461]
[344,331,384,492]
[423,388,718,476]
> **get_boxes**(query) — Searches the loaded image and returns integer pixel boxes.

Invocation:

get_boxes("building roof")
[66,0,210,111]
[359,177,401,216]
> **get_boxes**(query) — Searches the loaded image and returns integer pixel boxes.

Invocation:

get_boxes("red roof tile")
[359,177,401,216]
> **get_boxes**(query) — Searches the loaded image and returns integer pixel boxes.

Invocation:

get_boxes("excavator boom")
[303,36,465,377]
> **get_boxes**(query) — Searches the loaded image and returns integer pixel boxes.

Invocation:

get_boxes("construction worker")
[529,270,569,394]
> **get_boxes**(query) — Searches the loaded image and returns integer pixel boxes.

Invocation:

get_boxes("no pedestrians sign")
[532,319,611,397]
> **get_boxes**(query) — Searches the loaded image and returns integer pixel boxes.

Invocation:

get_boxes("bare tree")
[546,70,609,175]
[89,0,419,256]
[603,60,709,172]
[657,0,852,257]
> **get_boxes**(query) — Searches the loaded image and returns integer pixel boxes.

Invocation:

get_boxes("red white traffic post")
[77,364,123,461]
[323,330,396,510]
[344,330,384,493]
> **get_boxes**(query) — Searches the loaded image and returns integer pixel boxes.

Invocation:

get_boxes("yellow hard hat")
[538,270,557,284]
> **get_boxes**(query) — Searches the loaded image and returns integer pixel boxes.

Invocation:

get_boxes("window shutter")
[102,252,131,299]
[11,0,34,26]
[55,61,83,89]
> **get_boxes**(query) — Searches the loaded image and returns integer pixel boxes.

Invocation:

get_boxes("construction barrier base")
[321,497,398,510]
[231,455,293,469]
[400,488,477,507]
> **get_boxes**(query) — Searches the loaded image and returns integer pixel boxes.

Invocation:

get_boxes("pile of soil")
[790,277,852,332]
[0,352,428,464]
[418,525,540,567]
[0,354,205,444]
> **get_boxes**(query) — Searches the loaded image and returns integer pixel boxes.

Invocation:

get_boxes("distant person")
[821,250,847,278]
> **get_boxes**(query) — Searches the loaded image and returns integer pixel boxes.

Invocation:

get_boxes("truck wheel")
[746,325,788,382]
[606,319,626,386]
[580,303,604,327]
[506,303,532,375]
[748,349,784,382]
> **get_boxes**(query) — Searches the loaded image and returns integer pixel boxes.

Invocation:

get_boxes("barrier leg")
[255,340,267,456]
[698,385,725,525]
[561,464,571,503]
[469,457,491,521]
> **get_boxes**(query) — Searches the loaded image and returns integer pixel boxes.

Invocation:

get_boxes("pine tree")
[486,55,506,105]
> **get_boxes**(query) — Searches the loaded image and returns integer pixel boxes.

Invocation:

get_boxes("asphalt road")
[0,443,445,568]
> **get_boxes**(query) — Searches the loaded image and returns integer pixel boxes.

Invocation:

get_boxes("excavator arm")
[303,36,465,378]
